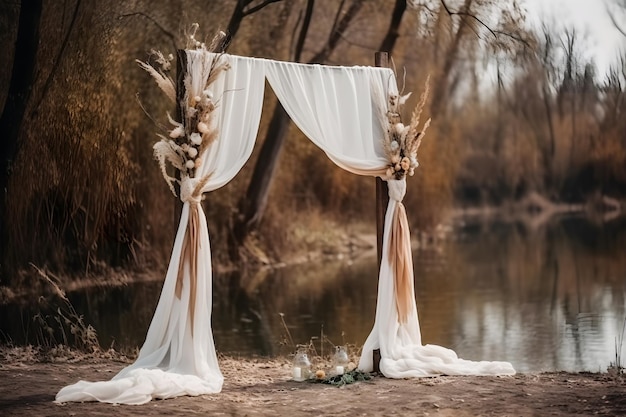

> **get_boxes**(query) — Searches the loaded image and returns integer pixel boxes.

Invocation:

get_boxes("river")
[2,214,625,373]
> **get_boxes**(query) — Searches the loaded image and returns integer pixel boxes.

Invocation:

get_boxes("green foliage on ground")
[310,369,374,387]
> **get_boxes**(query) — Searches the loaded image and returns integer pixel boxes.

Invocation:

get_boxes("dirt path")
[1,354,625,417]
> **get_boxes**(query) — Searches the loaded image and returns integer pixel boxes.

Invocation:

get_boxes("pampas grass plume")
[136,60,176,103]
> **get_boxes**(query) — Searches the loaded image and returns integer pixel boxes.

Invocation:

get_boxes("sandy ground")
[1,350,626,417]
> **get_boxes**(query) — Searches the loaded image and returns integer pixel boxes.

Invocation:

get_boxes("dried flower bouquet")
[137,25,229,200]
[379,77,431,181]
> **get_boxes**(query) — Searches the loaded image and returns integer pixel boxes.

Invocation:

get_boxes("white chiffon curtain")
[265,61,389,176]
[55,51,266,405]
[264,58,515,378]
[56,50,513,406]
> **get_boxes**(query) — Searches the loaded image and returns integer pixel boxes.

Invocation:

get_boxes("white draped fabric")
[55,51,266,405]
[357,179,515,377]
[56,51,513,406]
[262,58,515,378]
[265,61,389,176]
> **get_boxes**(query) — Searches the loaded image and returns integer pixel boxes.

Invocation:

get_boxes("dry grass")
[12,265,101,352]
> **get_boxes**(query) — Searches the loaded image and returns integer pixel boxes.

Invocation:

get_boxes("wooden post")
[373,51,389,374]
[374,51,390,270]
[174,49,187,231]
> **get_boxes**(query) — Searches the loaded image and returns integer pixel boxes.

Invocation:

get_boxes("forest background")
[0,0,625,287]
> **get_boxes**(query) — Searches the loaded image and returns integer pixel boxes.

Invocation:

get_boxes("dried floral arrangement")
[136,24,229,200]
[135,25,229,327]
[378,77,431,181]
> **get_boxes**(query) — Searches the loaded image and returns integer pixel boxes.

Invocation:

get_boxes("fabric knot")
[180,176,202,204]
[387,177,406,202]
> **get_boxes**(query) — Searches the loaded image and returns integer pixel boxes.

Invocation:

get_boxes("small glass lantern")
[292,348,312,382]
[332,345,349,376]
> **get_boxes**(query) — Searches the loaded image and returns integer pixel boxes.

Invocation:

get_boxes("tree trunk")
[221,0,246,50]
[220,0,285,51]
[0,0,43,279]
[431,0,474,116]
[542,83,556,190]
[231,0,368,258]
[378,0,406,52]
[230,0,414,259]
[232,103,290,252]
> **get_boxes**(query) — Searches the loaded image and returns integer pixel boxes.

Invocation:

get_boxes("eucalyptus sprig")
[309,369,374,387]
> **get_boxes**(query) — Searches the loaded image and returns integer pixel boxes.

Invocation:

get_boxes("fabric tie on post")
[387,177,406,202]
[179,176,203,205]
[176,176,203,333]
[386,178,412,324]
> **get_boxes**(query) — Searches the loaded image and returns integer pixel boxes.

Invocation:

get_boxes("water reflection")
[1,215,625,373]
[439,215,626,373]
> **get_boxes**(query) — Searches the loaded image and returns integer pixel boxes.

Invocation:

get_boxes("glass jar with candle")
[332,345,349,376]
[292,349,312,382]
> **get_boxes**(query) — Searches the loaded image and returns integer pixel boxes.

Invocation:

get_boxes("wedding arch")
[55,47,514,405]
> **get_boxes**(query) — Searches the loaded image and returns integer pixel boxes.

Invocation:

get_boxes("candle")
[335,365,344,375]
[293,367,302,380]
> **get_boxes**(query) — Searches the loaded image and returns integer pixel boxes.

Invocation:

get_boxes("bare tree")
[231,0,367,260]
[229,0,415,260]
[607,0,626,37]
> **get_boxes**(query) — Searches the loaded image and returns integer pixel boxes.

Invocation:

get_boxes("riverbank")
[3,195,623,304]
[1,346,625,416]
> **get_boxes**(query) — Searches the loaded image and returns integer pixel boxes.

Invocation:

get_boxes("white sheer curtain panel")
[265,61,391,177]
[55,51,266,405]
[357,179,516,377]
[264,57,514,378]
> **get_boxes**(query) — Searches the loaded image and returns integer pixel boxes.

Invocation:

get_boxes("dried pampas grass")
[378,75,432,180]
[136,53,175,103]
[137,26,230,199]
[153,140,183,197]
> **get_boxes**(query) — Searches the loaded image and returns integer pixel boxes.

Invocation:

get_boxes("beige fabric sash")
[175,203,200,334]
[174,176,209,336]
[388,201,413,324]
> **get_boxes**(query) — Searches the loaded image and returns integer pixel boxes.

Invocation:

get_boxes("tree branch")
[330,0,347,39]
[293,0,314,62]
[439,0,531,48]
[242,0,282,16]
[378,0,406,52]
[440,0,495,37]
[309,0,364,63]
[222,0,283,52]
[119,12,177,50]
[607,9,626,37]
[31,0,81,115]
